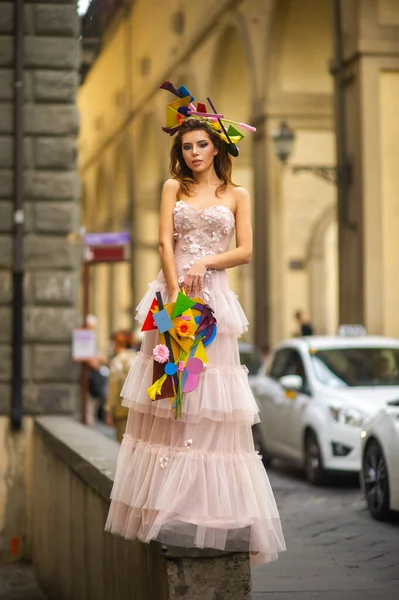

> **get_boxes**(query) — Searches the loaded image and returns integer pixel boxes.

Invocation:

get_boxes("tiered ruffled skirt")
[105,274,286,566]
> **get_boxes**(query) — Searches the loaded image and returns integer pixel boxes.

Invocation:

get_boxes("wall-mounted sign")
[83,232,130,263]
[72,328,97,361]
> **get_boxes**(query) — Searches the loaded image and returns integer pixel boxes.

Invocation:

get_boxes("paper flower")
[178,361,185,372]
[176,320,195,338]
[196,304,217,335]
[153,344,170,363]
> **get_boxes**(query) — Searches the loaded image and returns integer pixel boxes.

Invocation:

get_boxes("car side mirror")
[279,374,303,392]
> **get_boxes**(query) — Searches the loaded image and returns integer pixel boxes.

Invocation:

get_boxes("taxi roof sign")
[337,324,367,337]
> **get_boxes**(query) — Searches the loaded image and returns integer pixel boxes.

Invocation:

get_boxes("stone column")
[338,0,399,334]
[0,0,81,561]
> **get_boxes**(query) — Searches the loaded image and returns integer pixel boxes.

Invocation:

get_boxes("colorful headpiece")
[159,81,256,158]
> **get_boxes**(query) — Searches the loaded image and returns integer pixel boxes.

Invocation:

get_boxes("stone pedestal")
[33,417,252,600]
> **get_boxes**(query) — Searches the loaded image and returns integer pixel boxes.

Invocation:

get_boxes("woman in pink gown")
[105,110,286,566]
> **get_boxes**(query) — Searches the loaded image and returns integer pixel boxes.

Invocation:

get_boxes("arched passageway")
[133,114,163,307]
[110,142,133,333]
[209,24,254,332]
[267,0,336,340]
[91,165,112,353]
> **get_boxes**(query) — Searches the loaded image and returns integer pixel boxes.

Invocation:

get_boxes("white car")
[252,332,399,484]
[361,402,399,520]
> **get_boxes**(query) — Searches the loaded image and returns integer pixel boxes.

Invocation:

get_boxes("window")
[311,347,399,388]
[269,348,311,395]
[268,349,292,380]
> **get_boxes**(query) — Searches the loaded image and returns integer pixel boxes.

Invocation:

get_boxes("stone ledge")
[34,417,248,561]
[34,417,252,599]
[35,416,119,501]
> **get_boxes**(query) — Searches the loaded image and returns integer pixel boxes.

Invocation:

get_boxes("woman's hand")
[184,260,207,297]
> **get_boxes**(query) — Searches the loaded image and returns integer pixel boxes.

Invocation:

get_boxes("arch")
[110,137,133,332]
[132,112,164,308]
[94,163,112,230]
[112,139,130,230]
[208,23,254,334]
[90,163,113,352]
[208,15,258,111]
[267,0,333,96]
[264,0,335,341]
[79,180,87,229]
[307,205,338,335]
[209,24,252,124]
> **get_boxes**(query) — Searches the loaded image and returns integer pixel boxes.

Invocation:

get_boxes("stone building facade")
[0,0,81,561]
[78,0,399,349]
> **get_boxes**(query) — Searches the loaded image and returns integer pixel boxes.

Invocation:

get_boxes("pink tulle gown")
[105,200,286,565]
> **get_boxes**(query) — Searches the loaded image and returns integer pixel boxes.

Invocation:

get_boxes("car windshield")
[310,347,399,387]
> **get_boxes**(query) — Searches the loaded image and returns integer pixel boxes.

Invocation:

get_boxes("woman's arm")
[183,187,253,296]
[158,179,180,300]
[204,187,253,269]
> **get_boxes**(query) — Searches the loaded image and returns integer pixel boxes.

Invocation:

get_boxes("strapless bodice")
[173,200,235,278]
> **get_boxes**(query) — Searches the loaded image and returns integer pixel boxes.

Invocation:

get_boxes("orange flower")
[176,320,195,338]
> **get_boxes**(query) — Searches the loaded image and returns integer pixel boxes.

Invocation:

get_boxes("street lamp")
[272,120,337,184]
[272,121,296,163]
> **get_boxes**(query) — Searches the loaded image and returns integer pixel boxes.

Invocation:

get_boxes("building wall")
[0,0,81,561]
[78,0,399,346]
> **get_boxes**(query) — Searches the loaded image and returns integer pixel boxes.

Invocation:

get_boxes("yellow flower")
[147,374,167,401]
[176,320,195,338]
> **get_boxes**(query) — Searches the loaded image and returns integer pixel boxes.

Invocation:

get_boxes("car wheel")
[304,430,325,486]
[252,425,272,468]
[363,439,390,521]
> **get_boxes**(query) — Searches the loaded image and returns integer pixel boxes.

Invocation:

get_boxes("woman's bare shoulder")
[163,178,180,192]
[230,186,250,209]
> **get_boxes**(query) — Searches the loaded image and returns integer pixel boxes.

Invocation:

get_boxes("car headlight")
[329,406,366,428]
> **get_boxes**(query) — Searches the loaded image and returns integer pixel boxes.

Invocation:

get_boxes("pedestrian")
[84,314,109,425]
[105,82,285,566]
[105,330,137,443]
[260,343,271,370]
[294,310,314,337]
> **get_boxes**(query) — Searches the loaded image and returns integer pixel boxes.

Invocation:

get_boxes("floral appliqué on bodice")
[173,200,235,298]
[173,199,235,265]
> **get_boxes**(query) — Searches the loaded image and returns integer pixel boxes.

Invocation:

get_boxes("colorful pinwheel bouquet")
[141,290,217,418]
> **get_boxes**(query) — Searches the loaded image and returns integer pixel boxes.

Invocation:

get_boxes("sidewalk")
[0,564,47,600]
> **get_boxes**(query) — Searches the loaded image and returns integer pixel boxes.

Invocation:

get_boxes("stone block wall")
[0,0,81,415]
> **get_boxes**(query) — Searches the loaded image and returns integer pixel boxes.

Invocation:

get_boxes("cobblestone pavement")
[0,564,47,600]
[252,463,399,600]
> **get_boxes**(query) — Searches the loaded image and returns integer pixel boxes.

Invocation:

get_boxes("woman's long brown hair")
[170,118,237,197]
